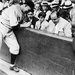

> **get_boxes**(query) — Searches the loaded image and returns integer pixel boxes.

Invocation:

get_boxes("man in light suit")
[47,11,72,37]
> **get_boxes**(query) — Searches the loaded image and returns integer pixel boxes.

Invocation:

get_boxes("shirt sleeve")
[0,2,4,10]
[9,7,18,27]
[45,11,51,21]
[35,21,40,29]
[47,20,55,33]
[20,21,31,27]
[43,22,49,30]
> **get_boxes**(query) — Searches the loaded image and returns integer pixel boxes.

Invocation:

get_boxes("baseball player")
[0,0,31,72]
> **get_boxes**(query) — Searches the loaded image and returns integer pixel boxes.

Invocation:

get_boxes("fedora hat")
[63,0,73,9]
[49,0,59,8]
[50,3,59,8]
[41,1,49,6]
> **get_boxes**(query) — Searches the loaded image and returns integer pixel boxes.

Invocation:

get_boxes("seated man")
[70,8,75,37]
[47,11,72,37]
[70,8,75,56]
[20,9,39,28]
[35,12,49,30]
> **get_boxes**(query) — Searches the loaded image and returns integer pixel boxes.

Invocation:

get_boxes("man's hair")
[26,9,34,14]
[38,12,46,18]
[25,0,34,10]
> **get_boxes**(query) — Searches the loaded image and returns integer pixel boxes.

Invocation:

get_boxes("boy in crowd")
[21,9,38,28]
[34,2,42,19]
[35,12,49,30]
[41,1,51,21]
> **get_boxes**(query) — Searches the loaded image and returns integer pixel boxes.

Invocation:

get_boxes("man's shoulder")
[33,16,39,20]
[46,10,51,14]
[36,20,40,23]
[43,20,49,24]
[60,17,71,26]
[9,4,20,11]
[33,16,39,21]
[49,20,53,23]
[60,17,69,23]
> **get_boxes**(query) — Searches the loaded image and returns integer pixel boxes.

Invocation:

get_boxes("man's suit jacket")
[47,17,72,37]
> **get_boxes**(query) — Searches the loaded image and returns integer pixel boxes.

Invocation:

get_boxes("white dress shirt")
[35,20,49,30]
[47,17,72,37]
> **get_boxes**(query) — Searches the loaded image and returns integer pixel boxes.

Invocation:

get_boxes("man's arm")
[64,23,72,37]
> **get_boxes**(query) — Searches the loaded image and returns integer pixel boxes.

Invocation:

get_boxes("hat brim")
[41,4,48,6]
[41,1,49,6]
[63,6,73,9]
[51,5,59,8]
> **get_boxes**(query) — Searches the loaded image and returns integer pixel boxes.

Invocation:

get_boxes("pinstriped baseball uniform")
[0,4,22,54]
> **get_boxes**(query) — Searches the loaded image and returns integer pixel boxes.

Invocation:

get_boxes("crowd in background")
[0,0,75,38]
[0,0,75,72]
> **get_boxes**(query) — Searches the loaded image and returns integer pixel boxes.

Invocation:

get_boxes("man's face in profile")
[51,12,60,24]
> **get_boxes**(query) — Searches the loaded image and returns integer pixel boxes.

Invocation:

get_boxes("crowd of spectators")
[21,0,75,38]
[0,0,75,38]
[0,0,75,72]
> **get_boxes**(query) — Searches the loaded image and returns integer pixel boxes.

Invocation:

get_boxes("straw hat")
[63,0,73,9]
[41,1,49,6]
[49,1,59,8]
[50,3,59,8]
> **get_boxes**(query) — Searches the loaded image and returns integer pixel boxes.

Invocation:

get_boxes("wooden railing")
[0,28,74,75]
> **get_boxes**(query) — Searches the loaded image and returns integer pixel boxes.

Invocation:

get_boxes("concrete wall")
[0,28,75,75]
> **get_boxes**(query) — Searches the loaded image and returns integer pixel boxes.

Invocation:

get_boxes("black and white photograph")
[0,0,75,75]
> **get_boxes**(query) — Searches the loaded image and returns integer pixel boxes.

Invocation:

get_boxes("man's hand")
[58,31,65,36]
